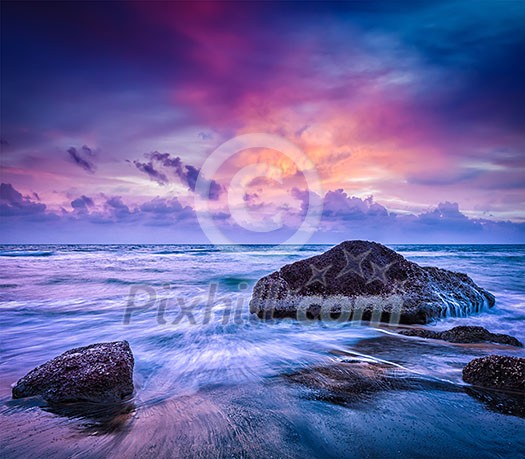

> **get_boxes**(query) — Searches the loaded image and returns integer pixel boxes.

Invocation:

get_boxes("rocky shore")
[10,241,523,423]
[249,240,523,414]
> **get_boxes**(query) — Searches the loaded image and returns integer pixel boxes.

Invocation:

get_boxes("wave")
[0,283,18,288]
[0,251,54,257]
[215,276,253,288]
[105,278,144,285]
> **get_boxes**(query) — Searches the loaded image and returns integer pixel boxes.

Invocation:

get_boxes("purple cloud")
[67,146,96,173]
[133,160,169,185]
[71,195,94,211]
[134,151,223,200]
[1,183,524,244]
[323,189,389,220]
[0,183,46,216]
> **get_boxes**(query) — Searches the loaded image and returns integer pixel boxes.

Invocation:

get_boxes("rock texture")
[465,387,525,418]
[284,359,457,404]
[399,326,522,347]
[12,341,134,404]
[463,355,525,392]
[250,240,495,324]
[285,360,397,398]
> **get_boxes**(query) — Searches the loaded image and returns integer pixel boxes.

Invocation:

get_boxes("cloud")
[67,146,96,173]
[323,189,389,220]
[133,151,223,199]
[139,196,196,226]
[71,195,94,211]
[0,183,46,216]
[133,160,169,185]
[1,182,525,243]
[103,196,133,221]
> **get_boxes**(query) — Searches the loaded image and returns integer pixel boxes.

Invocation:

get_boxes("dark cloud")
[71,195,94,210]
[183,164,222,201]
[134,151,223,200]
[67,147,96,173]
[81,145,94,156]
[0,183,46,216]
[133,160,168,185]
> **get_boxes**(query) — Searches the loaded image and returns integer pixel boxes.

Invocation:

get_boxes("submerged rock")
[284,360,402,405]
[250,240,495,324]
[285,360,395,397]
[462,355,525,392]
[12,341,134,404]
[285,359,457,405]
[466,387,525,418]
[399,326,522,347]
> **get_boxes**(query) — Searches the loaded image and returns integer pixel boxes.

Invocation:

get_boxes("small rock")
[399,326,522,347]
[12,341,134,404]
[462,355,525,392]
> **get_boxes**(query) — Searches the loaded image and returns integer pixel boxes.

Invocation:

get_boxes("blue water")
[0,244,524,458]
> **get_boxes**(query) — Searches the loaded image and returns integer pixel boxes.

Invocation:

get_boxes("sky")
[1,0,524,244]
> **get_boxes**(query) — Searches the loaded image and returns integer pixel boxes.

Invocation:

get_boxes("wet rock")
[400,326,522,347]
[285,361,399,404]
[12,341,134,404]
[462,355,525,392]
[466,387,525,418]
[285,359,457,405]
[398,329,442,340]
[250,240,495,324]
[286,361,395,397]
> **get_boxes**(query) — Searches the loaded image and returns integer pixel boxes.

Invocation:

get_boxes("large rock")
[250,240,495,324]
[463,355,525,392]
[12,341,134,404]
[400,326,522,347]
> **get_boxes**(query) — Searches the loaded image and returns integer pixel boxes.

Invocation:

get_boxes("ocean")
[1,244,524,458]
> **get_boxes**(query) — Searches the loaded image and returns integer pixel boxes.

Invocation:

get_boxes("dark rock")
[285,359,458,405]
[250,240,495,324]
[400,326,522,347]
[12,341,134,404]
[463,355,525,392]
[285,361,402,405]
[466,387,525,418]
[399,329,442,340]
[285,361,396,397]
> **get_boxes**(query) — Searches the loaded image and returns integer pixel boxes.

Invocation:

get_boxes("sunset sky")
[1,1,524,243]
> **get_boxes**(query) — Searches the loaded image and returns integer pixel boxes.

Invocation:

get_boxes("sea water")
[0,244,524,458]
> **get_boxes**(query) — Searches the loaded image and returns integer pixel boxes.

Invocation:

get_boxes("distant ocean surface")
[1,244,524,458]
